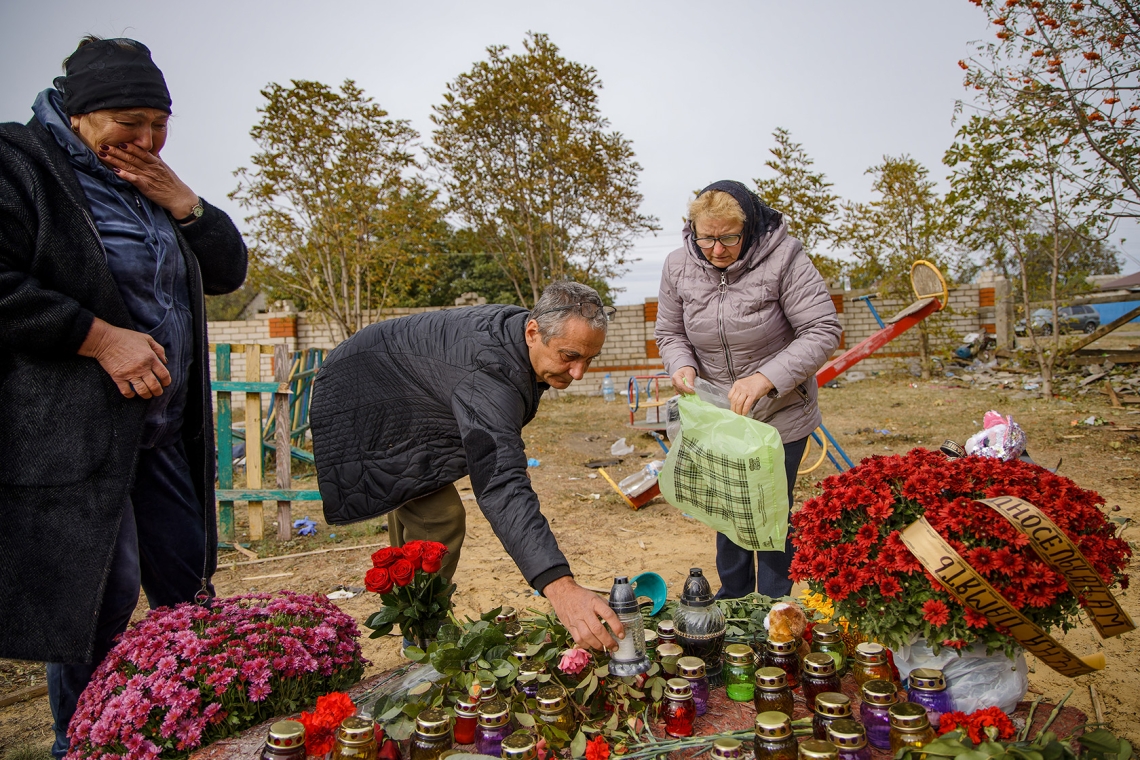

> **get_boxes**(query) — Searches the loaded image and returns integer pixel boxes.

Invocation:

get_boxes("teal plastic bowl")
[630,571,667,616]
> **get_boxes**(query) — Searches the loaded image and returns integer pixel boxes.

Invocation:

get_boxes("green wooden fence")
[213,343,322,544]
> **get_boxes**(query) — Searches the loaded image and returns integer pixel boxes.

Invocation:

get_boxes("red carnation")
[585,735,610,760]
[391,559,415,587]
[371,546,403,569]
[400,541,426,571]
[365,567,393,594]
[421,543,448,574]
[922,599,950,628]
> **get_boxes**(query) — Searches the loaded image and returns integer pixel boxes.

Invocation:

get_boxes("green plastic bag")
[657,394,788,551]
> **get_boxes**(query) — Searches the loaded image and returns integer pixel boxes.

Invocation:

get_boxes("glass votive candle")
[859,679,898,750]
[809,623,848,676]
[500,731,536,760]
[798,739,839,760]
[763,638,801,690]
[662,678,696,738]
[475,700,512,757]
[676,656,710,716]
[812,692,852,740]
[657,642,684,676]
[851,643,892,686]
[827,719,871,760]
[723,644,757,702]
[410,708,452,760]
[906,668,953,729]
[801,653,841,711]
[754,711,798,760]
[754,667,795,717]
[453,697,479,745]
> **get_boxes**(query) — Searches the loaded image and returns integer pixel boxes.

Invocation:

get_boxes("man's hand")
[543,576,623,651]
[671,366,697,395]
[728,372,775,416]
[78,318,171,399]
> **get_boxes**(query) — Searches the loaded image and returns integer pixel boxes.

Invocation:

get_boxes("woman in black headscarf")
[0,36,247,756]
[655,180,842,599]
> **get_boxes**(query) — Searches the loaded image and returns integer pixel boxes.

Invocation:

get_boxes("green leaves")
[427,32,660,307]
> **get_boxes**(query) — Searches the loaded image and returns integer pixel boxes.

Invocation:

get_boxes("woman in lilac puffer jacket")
[655,180,842,598]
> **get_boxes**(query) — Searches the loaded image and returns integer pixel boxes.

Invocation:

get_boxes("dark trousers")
[47,441,213,758]
[715,436,808,600]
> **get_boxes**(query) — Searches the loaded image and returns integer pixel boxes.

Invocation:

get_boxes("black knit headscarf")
[694,180,782,256]
[53,38,171,116]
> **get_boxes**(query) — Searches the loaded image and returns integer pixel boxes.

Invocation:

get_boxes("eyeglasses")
[693,233,744,250]
[532,302,617,322]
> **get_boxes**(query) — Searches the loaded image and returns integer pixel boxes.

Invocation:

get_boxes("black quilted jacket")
[0,118,247,662]
[311,305,572,591]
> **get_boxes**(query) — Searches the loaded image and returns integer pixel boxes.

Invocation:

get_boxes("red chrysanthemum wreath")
[790,448,1130,656]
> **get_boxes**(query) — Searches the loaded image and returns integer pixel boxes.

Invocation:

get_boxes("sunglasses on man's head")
[532,302,617,322]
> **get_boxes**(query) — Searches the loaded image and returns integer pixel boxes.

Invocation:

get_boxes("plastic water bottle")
[602,373,616,402]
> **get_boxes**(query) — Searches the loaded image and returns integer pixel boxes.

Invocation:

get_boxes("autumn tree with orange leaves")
[961,0,1139,220]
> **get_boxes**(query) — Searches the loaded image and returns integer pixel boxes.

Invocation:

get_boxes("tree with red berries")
[962,0,1140,220]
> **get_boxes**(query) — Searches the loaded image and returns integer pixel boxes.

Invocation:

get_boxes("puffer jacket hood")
[655,220,842,443]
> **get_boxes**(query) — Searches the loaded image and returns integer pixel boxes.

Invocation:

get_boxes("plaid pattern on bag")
[672,436,774,549]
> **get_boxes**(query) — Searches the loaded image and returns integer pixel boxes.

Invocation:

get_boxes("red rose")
[371,546,403,569]
[365,567,393,594]
[421,544,448,574]
[400,541,425,571]
[391,559,415,587]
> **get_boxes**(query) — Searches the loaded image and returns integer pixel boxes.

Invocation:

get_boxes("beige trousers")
[386,483,466,583]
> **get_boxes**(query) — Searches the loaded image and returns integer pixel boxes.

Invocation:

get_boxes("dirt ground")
[3,364,1140,754]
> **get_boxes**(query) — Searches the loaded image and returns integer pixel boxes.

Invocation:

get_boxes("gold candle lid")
[767,638,798,654]
[503,621,523,640]
[478,699,510,726]
[495,606,518,624]
[478,683,500,702]
[854,642,886,664]
[656,620,676,638]
[802,652,836,676]
[643,629,659,649]
[798,739,839,760]
[267,720,305,749]
[754,711,792,738]
[861,679,897,705]
[455,696,479,717]
[336,716,374,745]
[826,719,866,750]
[888,702,931,730]
[811,623,842,643]
[535,684,568,714]
[723,644,755,665]
[657,642,684,658]
[813,692,851,718]
[711,738,743,760]
[501,731,537,760]
[519,661,547,677]
[415,708,451,737]
[664,677,693,700]
[909,667,946,692]
[755,666,789,690]
[510,642,531,660]
[677,656,706,678]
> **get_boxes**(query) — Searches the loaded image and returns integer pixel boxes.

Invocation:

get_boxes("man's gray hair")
[531,281,610,342]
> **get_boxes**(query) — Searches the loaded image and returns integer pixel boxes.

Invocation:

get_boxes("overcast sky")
[3,1,1137,304]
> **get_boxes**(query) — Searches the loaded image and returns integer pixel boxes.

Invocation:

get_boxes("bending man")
[312,281,622,650]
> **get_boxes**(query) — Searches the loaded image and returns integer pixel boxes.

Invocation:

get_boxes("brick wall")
[206,276,1012,402]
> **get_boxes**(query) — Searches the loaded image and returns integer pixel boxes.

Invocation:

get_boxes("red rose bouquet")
[365,540,456,648]
[790,448,1130,656]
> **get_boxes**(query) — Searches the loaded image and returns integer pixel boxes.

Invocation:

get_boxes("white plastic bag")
[891,640,1028,715]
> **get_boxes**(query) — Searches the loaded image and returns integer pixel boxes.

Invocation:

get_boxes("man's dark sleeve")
[451,369,571,592]
[178,198,248,296]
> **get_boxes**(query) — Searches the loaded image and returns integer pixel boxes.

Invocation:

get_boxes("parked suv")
[1016,305,1101,336]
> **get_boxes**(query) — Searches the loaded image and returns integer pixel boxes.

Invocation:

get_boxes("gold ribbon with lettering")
[901,517,1106,677]
[977,497,1135,639]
